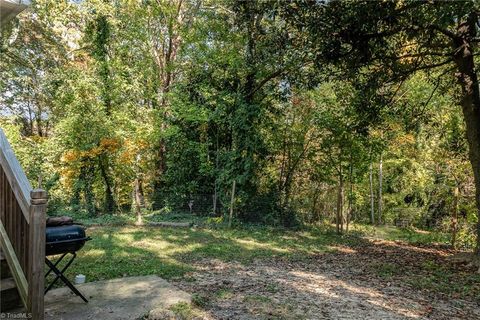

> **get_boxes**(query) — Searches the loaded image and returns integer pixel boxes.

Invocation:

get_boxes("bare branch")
[247,68,284,99]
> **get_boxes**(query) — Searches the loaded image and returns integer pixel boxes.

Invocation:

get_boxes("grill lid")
[45,225,90,256]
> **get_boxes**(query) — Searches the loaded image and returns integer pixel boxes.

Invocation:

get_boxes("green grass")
[215,288,234,299]
[49,222,479,300]
[52,207,454,248]
[349,224,451,245]
[375,262,402,278]
[57,222,456,283]
[169,302,201,320]
[410,262,480,298]
[50,208,216,227]
[61,225,350,282]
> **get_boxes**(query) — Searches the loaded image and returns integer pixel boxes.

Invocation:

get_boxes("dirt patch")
[175,239,480,320]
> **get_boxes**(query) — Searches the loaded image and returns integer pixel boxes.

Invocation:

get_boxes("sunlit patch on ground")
[327,245,357,254]
[69,226,480,319]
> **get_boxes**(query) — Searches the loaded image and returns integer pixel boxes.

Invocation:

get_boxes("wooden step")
[1,277,22,311]
[0,249,12,280]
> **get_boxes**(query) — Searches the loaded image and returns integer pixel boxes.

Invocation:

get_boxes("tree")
[289,0,480,254]
[311,82,371,233]
[84,6,117,213]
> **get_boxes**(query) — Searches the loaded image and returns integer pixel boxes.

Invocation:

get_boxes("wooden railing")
[0,128,46,320]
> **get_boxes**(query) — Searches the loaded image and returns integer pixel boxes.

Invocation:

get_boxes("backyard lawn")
[68,225,348,281]
[57,225,480,319]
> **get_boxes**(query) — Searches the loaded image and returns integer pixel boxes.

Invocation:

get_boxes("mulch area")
[175,239,480,320]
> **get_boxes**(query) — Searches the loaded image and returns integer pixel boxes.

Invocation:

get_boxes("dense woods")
[1,0,479,253]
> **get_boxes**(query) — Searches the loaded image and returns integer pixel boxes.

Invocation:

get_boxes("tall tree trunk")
[229,180,236,228]
[151,1,184,206]
[336,168,344,234]
[99,157,115,214]
[347,162,353,233]
[451,185,459,248]
[283,174,293,213]
[312,191,318,224]
[452,13,480,255]
[378,153,383,225]
[81,161,96,217]
[212,185,218,215]
[134,176,145,225]
[152,134,167,210]
[213,135,219,215]
[369,161,375,224]
[36,105,43,137]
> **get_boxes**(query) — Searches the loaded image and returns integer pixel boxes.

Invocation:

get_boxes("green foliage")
[0,0,478,247]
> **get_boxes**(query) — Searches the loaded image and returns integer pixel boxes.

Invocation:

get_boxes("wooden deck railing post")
[28,189,47,320]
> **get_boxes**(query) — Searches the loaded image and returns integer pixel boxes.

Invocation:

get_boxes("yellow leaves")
[59,137,122,191]
[100,137,121,153]
[59,167,77,189]
[61,138,121,164]
[119,150,134,164]
[62,150,80,162]
[370,128,383,139]
[395,133,415,146]
[398,40,418,64]
[61,149,96,162]
[387,122,401,132]
[119,138,148,165]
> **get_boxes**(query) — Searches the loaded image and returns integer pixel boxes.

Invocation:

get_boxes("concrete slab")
[44,275,191,320]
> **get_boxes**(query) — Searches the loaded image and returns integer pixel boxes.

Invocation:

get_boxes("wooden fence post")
[28,188,47,320]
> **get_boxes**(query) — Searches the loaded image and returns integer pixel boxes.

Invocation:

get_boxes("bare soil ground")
[175,239,480,320]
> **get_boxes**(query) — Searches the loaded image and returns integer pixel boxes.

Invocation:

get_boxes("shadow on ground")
[61,226,479,319]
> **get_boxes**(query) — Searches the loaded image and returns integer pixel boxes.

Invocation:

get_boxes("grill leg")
[44,253,68,279]
[45,254,75,294]
[45,253,89,303]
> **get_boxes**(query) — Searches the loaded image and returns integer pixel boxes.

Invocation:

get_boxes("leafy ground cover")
[54,224,480,319]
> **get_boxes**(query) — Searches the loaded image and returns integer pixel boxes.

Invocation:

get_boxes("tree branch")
[409,57,454,72]
[428,24,458,40]
[247,67,284,99]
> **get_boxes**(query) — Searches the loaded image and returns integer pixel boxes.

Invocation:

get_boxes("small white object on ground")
[75,274,86,284]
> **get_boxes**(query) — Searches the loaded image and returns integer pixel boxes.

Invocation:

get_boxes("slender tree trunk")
[311,189,320,224]
[369,162,375,224]
[81,161,96,217]
[134,172,145,224]
[347,162,353,233]
[451,185,459,248]
[36,106,43,137]
[151,1,184,207]
[229,180,236,228]
[378,153,383,225]
[283,174,293,214]
[213,134,220,215]
[213,184,218,215]
[99,156,116,214]
[27,101,34,136]
[336,169,344,234]
[452,13,480,255]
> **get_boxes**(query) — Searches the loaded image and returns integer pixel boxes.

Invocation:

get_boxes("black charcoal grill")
[46,225,90,255]
[44,224,91,302]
